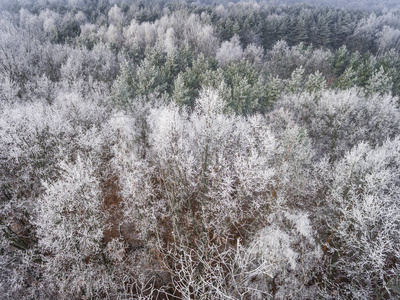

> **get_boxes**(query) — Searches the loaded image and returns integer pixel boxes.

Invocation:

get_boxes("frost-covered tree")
[35,156,108,299]
[115,88,323,298]
[60,43,119,86]
[319,139,400,299]
[274,89,400,162]
[216,35,243,66]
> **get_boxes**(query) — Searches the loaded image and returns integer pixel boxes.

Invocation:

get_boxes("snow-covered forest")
[1,0,400,299]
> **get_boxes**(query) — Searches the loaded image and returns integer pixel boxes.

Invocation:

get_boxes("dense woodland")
[1,0,400,299]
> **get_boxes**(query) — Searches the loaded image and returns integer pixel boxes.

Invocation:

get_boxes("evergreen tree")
[172,73,191,107]
[285,66,305,94]
[305,70,327,93]
[335,66,358,90]
[365,65,393,95]
[331,45,350,78]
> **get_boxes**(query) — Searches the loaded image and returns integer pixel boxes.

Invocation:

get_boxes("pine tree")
[335,66,358,90]
[365,65,393,95]
[305,70,327,94]
[285,66,305,94]
[172,73,191,107]
[266,75,283,105]
[331,45,350,78]
[112,61,135,107]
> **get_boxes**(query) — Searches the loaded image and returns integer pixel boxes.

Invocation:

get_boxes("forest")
[0,0,400,299]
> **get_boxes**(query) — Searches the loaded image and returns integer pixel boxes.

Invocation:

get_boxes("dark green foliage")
[330,46,350,78]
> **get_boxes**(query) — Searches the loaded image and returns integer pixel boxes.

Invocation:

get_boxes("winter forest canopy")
[1,0,400,299]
